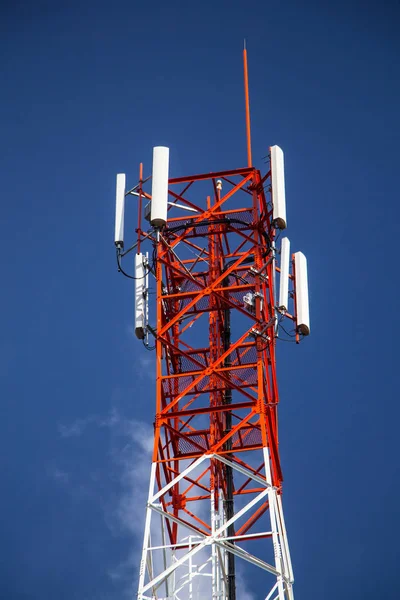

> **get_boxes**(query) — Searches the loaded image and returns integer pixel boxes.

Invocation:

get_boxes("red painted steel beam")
[169,167,254,185]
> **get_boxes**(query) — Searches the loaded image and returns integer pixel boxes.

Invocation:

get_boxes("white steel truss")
[137,450,294,600]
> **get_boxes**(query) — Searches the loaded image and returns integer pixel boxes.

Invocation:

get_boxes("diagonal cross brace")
[141,487,270,594]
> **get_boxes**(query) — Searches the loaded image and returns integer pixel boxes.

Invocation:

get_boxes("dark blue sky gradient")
[1,1,399,598]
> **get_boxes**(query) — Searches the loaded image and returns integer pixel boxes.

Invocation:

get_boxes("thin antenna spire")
[243,42,252,167]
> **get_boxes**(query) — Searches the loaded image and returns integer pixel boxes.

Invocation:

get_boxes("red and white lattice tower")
[114,48,310,600]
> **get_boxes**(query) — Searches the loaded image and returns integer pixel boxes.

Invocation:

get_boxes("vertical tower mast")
[114,51,310,600]
[243,40,252,168]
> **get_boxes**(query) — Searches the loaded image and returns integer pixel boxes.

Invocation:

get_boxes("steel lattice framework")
[135,164,295,600]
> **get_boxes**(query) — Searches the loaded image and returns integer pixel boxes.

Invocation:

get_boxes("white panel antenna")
[114,173,126,248]
[150,146,170,228]
[294,251,310,336]
[270,145,287,229]
[279,237,290,312]
[135,253,148,340]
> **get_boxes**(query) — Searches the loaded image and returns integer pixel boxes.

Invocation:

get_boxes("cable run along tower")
[114,48,310,600]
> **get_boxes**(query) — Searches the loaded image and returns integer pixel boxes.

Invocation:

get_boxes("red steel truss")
[149,165,283,541]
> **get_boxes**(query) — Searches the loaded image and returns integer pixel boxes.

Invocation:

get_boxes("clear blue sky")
[1,1,399,598]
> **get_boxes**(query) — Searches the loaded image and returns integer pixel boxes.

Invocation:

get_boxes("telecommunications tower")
[114,47,310,600]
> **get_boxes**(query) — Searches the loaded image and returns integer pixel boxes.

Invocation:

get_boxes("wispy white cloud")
[59,407,255,600]
[125,324,156,380]
[104,411,154,597]
[137,355,156,381]
[108,417,153,536]
[49,466,69,484]
[58,408,120,438]
[59,406,153,596]
[58,417,92,438]
[236,568,256,600]
[106,421,255,600]
[126,324,136,338]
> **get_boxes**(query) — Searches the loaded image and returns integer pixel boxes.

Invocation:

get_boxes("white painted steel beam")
[137,451,295,600]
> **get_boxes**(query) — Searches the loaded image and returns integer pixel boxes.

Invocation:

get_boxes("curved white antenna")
[270,145,287,230]
[115,173,126,248]
[279,237,290,311]
[151,147,169,228]
[135,253,146,340]
[294,251,310,335]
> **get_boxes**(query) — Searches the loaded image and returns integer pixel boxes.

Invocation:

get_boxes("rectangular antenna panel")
[135,253,146,339]
[114,173,126,247]
[270,145,287,229]
[294,251,310,335]
[279,237,290,311]
[150,146,169,228]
